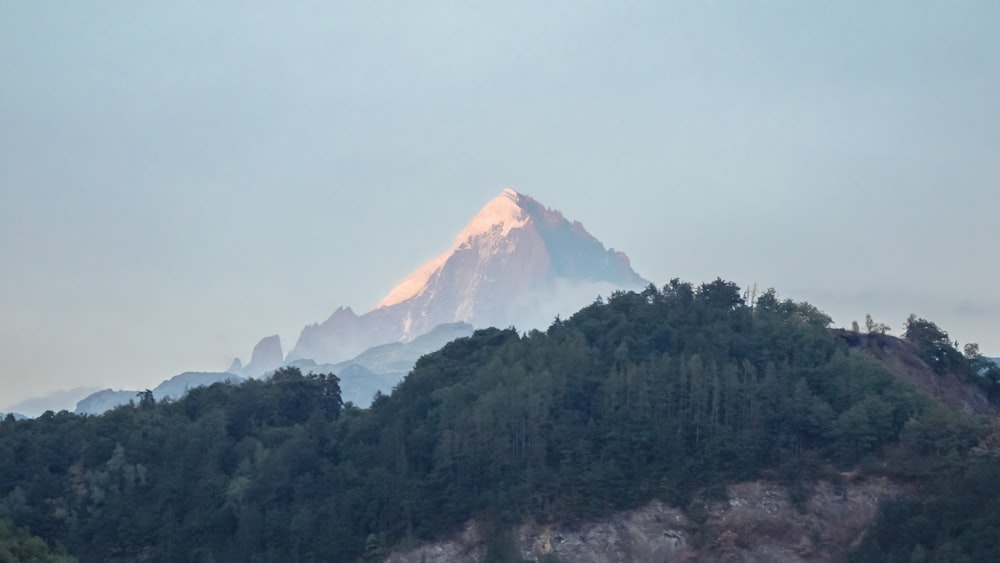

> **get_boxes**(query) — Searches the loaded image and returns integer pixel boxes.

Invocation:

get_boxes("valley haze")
[2,2,999,409]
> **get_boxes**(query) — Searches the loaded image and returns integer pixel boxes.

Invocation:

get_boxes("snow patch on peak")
[374,189,531,310]
[374,250,451,309]
[452,189,528,247]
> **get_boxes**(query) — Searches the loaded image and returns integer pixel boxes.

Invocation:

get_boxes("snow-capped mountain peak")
[451,188,528,247]
[286,188,647,364]
[375,188,528,310]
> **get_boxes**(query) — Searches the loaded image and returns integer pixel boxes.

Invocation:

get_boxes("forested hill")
[1,280,997,562]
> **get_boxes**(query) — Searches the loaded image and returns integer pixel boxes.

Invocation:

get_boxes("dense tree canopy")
[0,519,74,563]
[903,315,964,375]
[0,280,991,562]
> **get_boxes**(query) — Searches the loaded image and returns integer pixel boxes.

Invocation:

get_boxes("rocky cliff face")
[385,478,900,563]
[287,189,647,365]
[243,335,283,377]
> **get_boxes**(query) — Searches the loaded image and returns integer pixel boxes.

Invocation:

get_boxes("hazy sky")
[2,2,998,409]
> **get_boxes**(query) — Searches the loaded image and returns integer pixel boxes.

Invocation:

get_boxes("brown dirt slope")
[834,330,995,416]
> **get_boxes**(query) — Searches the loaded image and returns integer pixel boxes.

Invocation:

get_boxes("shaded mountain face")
[228,335,283,378]
[244,335,283,376]
[287,189,647,364]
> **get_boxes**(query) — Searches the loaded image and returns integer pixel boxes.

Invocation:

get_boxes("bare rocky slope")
[386,478,901,563]
[836,331,994,416]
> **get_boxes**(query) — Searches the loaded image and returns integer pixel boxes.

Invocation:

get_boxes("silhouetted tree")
[136,389,155,409]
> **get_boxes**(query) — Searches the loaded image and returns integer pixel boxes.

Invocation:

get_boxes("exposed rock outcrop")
[386,478,900,563]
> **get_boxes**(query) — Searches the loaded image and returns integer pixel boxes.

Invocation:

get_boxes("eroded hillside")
[388,478,902,563]
[837,331,994,416]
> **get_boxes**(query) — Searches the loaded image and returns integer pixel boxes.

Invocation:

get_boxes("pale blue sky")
[2,1,999,408]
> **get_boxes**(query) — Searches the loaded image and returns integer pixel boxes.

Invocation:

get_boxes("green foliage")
[135,390,155,410]
[963,342,1000,402]
[903,315,963,375]
[0,519,75,563]
[483,526,526,563]
[902,316,1000,402]
[854,450,1000,561]
[864,314,890,335]
[853,419,1000,561]
[0,282,985,562]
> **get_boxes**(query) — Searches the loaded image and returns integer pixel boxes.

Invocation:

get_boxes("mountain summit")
[375,188,533,310]
[375,189,646,332]
[286,189,647,364]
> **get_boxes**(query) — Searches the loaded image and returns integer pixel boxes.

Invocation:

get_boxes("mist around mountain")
[2,280,998,561]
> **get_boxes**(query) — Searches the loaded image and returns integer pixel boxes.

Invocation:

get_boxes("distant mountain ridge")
[73,323,477,414]
[2,386,99,418]
[286,321,475,406]
[75,372,244,415]
[283,189,647,365]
